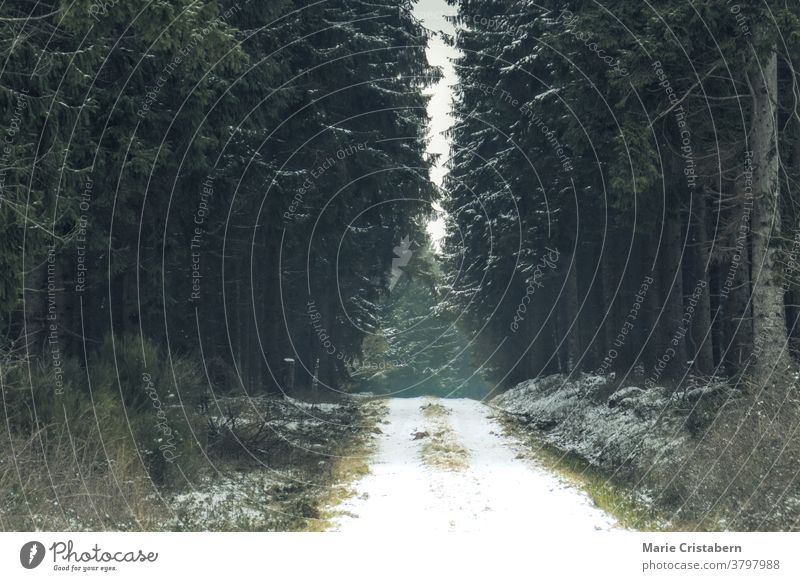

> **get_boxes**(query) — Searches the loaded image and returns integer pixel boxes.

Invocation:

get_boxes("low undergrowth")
[168,395,382,531]
[0,336,203,531]
[0,337,382,531]
[496,414,692,531]
[491,373,800,531]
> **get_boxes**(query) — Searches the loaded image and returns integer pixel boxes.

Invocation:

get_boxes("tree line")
[0,0,437,403]
[442,0,800,391]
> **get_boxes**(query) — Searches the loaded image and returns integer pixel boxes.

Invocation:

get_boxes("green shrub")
[0,335,209,529]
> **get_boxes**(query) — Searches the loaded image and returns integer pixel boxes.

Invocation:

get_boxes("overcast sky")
[413,0,459,247]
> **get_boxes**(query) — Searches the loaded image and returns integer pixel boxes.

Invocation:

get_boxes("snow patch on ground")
[331,397,617,532]
[169,470,297,530]
[283,395,344,413]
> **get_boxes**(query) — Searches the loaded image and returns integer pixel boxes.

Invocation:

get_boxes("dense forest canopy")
[0,0,440,400]
[6,0,799,408]
[3,0,800,436]
[442,0,800,394]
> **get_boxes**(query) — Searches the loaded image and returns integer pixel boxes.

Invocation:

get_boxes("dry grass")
[1,342,386,532]
[310,398,387,531]
[663,379,800,531]
[0,337,208,531]
[418,399,470,471]
[421,401,451,419]
[0,422,165,531]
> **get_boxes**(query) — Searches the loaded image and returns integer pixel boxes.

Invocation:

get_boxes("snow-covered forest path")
[331,397,618,532]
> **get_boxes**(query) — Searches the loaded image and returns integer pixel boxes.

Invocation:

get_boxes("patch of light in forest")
[426,202,446,252]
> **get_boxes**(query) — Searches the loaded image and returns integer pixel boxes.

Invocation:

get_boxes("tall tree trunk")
[600,228,619,366]
[21,256,48,357]
[749,51,791,384]
[561,256,580,375]
[660,197,687,380]
[787,113,800,343]
[111,271,128,337]
[234,251,244,386]
[575,249,596,371]
[264,235,285,393]
[724,235,754,370]
[640,232,661,374]
[710,262,724,368]
[691,190,714,374]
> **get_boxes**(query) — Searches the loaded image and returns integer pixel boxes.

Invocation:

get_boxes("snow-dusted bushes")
[491,374,688,479]
[0,337,374,531]
[491,373,800,530]
[172,395,373,531]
